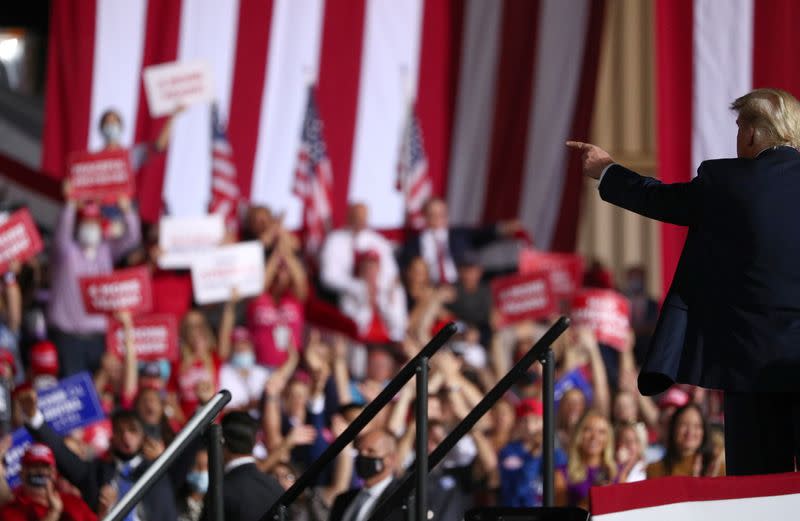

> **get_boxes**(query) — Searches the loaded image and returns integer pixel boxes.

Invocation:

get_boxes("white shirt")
[320,228,399,296]
[219,363,272,411]
[420,228,457,284]
[351,474,393,521]
[340,280,408,341]
[224,456,257,474]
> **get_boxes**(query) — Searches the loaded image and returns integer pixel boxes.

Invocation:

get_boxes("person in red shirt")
[0,443,100,521]
[247,234,308,368]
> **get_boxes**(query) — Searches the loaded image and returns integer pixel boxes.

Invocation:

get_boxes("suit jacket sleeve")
[598,164,704,226]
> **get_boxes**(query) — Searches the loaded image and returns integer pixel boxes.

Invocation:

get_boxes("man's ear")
[746,125,757,146]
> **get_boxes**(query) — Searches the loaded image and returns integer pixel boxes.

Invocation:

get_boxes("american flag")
[293,86,333,257]
[209,105,240,235]
[396,104,431,230]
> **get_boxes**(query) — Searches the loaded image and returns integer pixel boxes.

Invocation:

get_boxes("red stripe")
[590,472,800,515]
[228,0,275,200]
[132,0,183,223]
[0,153,62,201]
[41,0,97,178]
[416,0,453,200]
[446,0,466,195]
[752,0,800,92]
[481,0,541,222]
[655,0,693,296]
[551,0,606,252]
[316,0,368,227]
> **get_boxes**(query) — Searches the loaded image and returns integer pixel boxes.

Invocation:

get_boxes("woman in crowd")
[178,449,208,521]
[615,422,648,483]
[646,403,724,478]
[219,326,271,413]
[565,411,617,508]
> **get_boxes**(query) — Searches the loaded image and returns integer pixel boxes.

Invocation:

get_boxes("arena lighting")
[0,36,21,62]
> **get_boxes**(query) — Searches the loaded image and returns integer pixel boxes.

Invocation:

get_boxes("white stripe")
[213,140,232,155]
[212,157,236,177]
[163,0,240,216]
[213,176,240,198]
[518,0,590,249]
[446,0,503,226]
[593,493,800,521]
[348,0,425,228]
[87,0,147,151]
[250,0,325,228]
[692,0,753,176]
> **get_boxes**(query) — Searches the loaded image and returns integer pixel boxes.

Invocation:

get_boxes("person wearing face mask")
[17,388,198,521]
[48,184,141,377]
[0,443,100,521]
[178,449,208,521]
[98,109,179,171]
[219,326,270,413]
[329,429,401,521]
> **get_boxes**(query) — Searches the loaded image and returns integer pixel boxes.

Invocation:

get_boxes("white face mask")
[77,222,103,248]
[101,121,122,143]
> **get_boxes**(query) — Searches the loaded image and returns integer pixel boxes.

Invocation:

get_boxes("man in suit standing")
[201,411,283,521]
[566,88,800,476]
[329,429,400,521]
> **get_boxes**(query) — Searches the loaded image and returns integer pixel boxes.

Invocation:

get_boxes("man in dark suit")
[329,429,400,521]
[201,411,283,521]
[567,88,800,476]
[18,388,185,521]
[401,198,521,285]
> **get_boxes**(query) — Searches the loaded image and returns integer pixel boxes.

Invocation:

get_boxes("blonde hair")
[567,410,617,484]
[731,88,800,148]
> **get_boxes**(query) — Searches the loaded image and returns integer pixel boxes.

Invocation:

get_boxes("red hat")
[231,326,251,344]
[31,340,59,377]
[658,387,690,409]
[78,201,102,221]
[22,443,56,467]
[515,397,544,418]
[0,349,15,376]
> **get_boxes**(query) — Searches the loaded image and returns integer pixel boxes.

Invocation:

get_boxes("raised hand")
[565,141,615,180]
[287,424,318,447]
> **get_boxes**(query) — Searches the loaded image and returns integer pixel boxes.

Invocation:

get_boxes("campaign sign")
[571,289,631,351]
[107,314,179,361]
[0,208,43,273]
[4,372,105,487]
[80,266,153,315]
[158,214,226,269]
[519,249,584,302]
[491,271,555,325]
[143,60,214,117]
[191,241,265,304]
[67,148,134,202]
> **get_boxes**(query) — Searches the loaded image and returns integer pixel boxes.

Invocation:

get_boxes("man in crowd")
[567,87,800,475]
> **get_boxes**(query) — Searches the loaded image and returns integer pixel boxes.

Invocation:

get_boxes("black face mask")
[355,454,385,480]
[112,447,138,462]
[25,473,50,488]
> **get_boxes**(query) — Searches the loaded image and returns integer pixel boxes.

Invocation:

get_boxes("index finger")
[565,140,589,150]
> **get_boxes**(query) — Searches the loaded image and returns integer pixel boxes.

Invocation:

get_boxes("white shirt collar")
[363,474,393,497]
[224,456,257,474]
[116,455,143,473]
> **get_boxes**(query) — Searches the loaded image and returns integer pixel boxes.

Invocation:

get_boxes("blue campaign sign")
[3,372,106,487]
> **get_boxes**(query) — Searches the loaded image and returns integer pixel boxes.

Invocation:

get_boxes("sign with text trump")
[491,272,555,325]
[158,214,226,269]
[79,267,153,315]
[571,289,630,351]
[106,314,179,361]
[67,148,134,202]
[519,249,584,303]
[143,60,214,117]
[0,208,43,273]
[190,241,265,304]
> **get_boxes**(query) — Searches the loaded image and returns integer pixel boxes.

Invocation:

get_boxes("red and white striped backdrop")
[656,0,800,294]
[42,0,603,251]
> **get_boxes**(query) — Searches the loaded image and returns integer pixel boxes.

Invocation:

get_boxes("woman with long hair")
[646,403,724,478]
[565,411,617,508]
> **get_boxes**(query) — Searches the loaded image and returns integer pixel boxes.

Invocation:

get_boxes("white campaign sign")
[143,60,214,117]
[158,214,226,269]
[190,241,265,304]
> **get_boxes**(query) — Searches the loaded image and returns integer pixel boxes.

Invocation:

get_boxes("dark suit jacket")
[600,146,800,394]
[329,479,403,521]
[400,226,501,268]
[27,420,186,521]
[201,461,283,521]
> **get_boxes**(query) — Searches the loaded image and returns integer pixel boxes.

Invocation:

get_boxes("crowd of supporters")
[0,185,726,521]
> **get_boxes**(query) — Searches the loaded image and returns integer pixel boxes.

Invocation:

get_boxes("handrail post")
[541,347,555,507]
[415,356,429,521]
[207,423,225,521]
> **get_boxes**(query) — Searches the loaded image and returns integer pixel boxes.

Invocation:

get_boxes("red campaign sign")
[571,289,631,351]
[79,267,153,315]
[491,271,555,325]
[67,148,134,202]
[519,249,584,301]
[106,314,179,361]
[0,208,43,273]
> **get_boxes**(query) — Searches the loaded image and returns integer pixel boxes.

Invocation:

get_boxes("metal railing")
[103,389,232,521]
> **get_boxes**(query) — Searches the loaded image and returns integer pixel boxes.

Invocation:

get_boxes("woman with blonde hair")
[565,411,617,508]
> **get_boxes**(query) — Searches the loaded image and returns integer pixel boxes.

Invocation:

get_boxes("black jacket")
[599,146,800,394]
[329,479,404,521]
[201,461,283,521]
[400,226,500,268]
